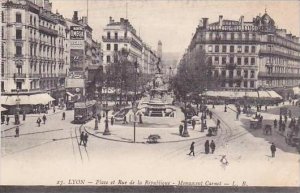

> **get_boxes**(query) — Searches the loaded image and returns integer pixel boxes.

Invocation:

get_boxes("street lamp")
[132,60,139,143]
[94,90,99,130]
[103,80,110,135]
[15,89,21,125]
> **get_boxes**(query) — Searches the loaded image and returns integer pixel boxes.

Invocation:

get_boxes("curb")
[84,125,210,144]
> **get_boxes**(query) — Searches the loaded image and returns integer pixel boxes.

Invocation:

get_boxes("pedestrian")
[42,114,47,124]
[179,124,183,136]
[84,133,88,147]
[53,106,55,113]
[270,143,276,157]
[209,111,212,119]
[205,140,210,154]
[36,117,41,127]
[210,140,216,154]
[123,115,128,124]
[97,114,101,123]
[111,116,114,126]
[192,119,196,130]
[265,105,268,112]
[284,115,288,123]
[236,112,239,120]
[1,114,5,124]
[274,119,277,128]
[15,125,19,137]
[217,119,221,129]
[79,131,84,145]
[62,112,65,120]
[188,142,195,156]
[139,113,143,124]
[224,105,227,112]
[23,111,26,121]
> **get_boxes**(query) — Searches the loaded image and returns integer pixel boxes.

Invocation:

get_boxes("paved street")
[1,104,299,186]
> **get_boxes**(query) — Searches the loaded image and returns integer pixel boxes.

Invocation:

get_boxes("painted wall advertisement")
[70,26,85,71]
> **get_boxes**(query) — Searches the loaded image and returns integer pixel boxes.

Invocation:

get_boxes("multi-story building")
[1,0,68,107]
[182,12,300,98]
[102,17,158,75]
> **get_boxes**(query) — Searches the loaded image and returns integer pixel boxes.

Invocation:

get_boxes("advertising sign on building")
[70,49,84,70]
[66,78,85,88]
[70,26,84,40]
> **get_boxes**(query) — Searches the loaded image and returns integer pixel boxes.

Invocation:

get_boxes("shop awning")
[0,93,55,105]
[267,90,282,99]
[1,106,8,112]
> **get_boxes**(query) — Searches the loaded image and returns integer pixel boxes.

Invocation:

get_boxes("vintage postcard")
[1,0,300,191]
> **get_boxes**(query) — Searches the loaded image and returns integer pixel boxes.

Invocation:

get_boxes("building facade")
[102,17,158,75]
[1,0,68,104]
[182,12,300,96]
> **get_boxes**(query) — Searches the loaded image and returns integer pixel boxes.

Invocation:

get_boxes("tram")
[73,100,97,124]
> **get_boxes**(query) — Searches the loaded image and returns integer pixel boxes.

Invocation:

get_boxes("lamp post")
[132,60,139,143]
[15,89,21,125]
[103,80,110,135]
[94,90,99,130]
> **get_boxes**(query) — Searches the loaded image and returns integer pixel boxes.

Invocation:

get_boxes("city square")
[1,0,300,188]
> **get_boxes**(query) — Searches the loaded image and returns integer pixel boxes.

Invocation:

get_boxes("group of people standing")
[79,131,89,147]
[188,140,216,156]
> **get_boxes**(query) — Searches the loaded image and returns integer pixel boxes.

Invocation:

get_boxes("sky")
[51,0,300,54]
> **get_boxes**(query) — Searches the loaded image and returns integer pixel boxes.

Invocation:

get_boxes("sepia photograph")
[1,0,300,192]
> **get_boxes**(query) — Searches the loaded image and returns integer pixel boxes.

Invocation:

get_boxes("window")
[1,43,4,58]
[237,46,242,53]
[114,32,118,39]
[208,45,212,52]
[245,46,249,53]
[106,55,111,63]
[222,46,226,53]
[221,70,226,77]
[2,27,4,40]
[30,15,32,24]
[114,44,118,51]
[222,57,226,65]
[16,45,22,56]
[214,57,219,65]
[250,70,255,78]
[229,70,234,78]
[245,33,249,40]
[251,46,256,53]
[209,33,213,40]
[1,11,4,23]
[244,70,248,78]
[34,17,36,26]
[16,82,22,89]
[16,29,22,39]
[244,58,249,65]
[106,44,111,50]
[1,61,4,77]
[230,33,234,40]
[237,57,241,65]
[229,57,234,64]
[222,32,227,40]
[215,45,219,53]
[107,32,111,39]
[230,46,234,53]
[214,70,219,77]
[16,13,22,23]
[243,81,247,88]
[207,57,212,65]
[251,58,255,65]
[250,81,254,88]
[237,70,241,76]
[238,33,242,40]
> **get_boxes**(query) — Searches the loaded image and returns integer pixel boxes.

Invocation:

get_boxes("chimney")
[202,18,209,29]
[219,15,223,26]
[120,18,124,23]
[109,16,113,24]
[82,16,88,25]
[240,15,244,27]
[73,11,79,22]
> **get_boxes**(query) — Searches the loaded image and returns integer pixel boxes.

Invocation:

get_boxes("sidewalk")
[1,107,65,133]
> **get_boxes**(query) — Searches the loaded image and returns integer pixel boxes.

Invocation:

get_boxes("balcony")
[14,73,26,79]
[39,25,58,36]
[29,73,42,78]
[258,72,300,78]
[195,37,261,44]
[102,36,132,43]
[265,63,274,68]
[226,63,236,70]
[14,54,24,58]
[259,49,300,61]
